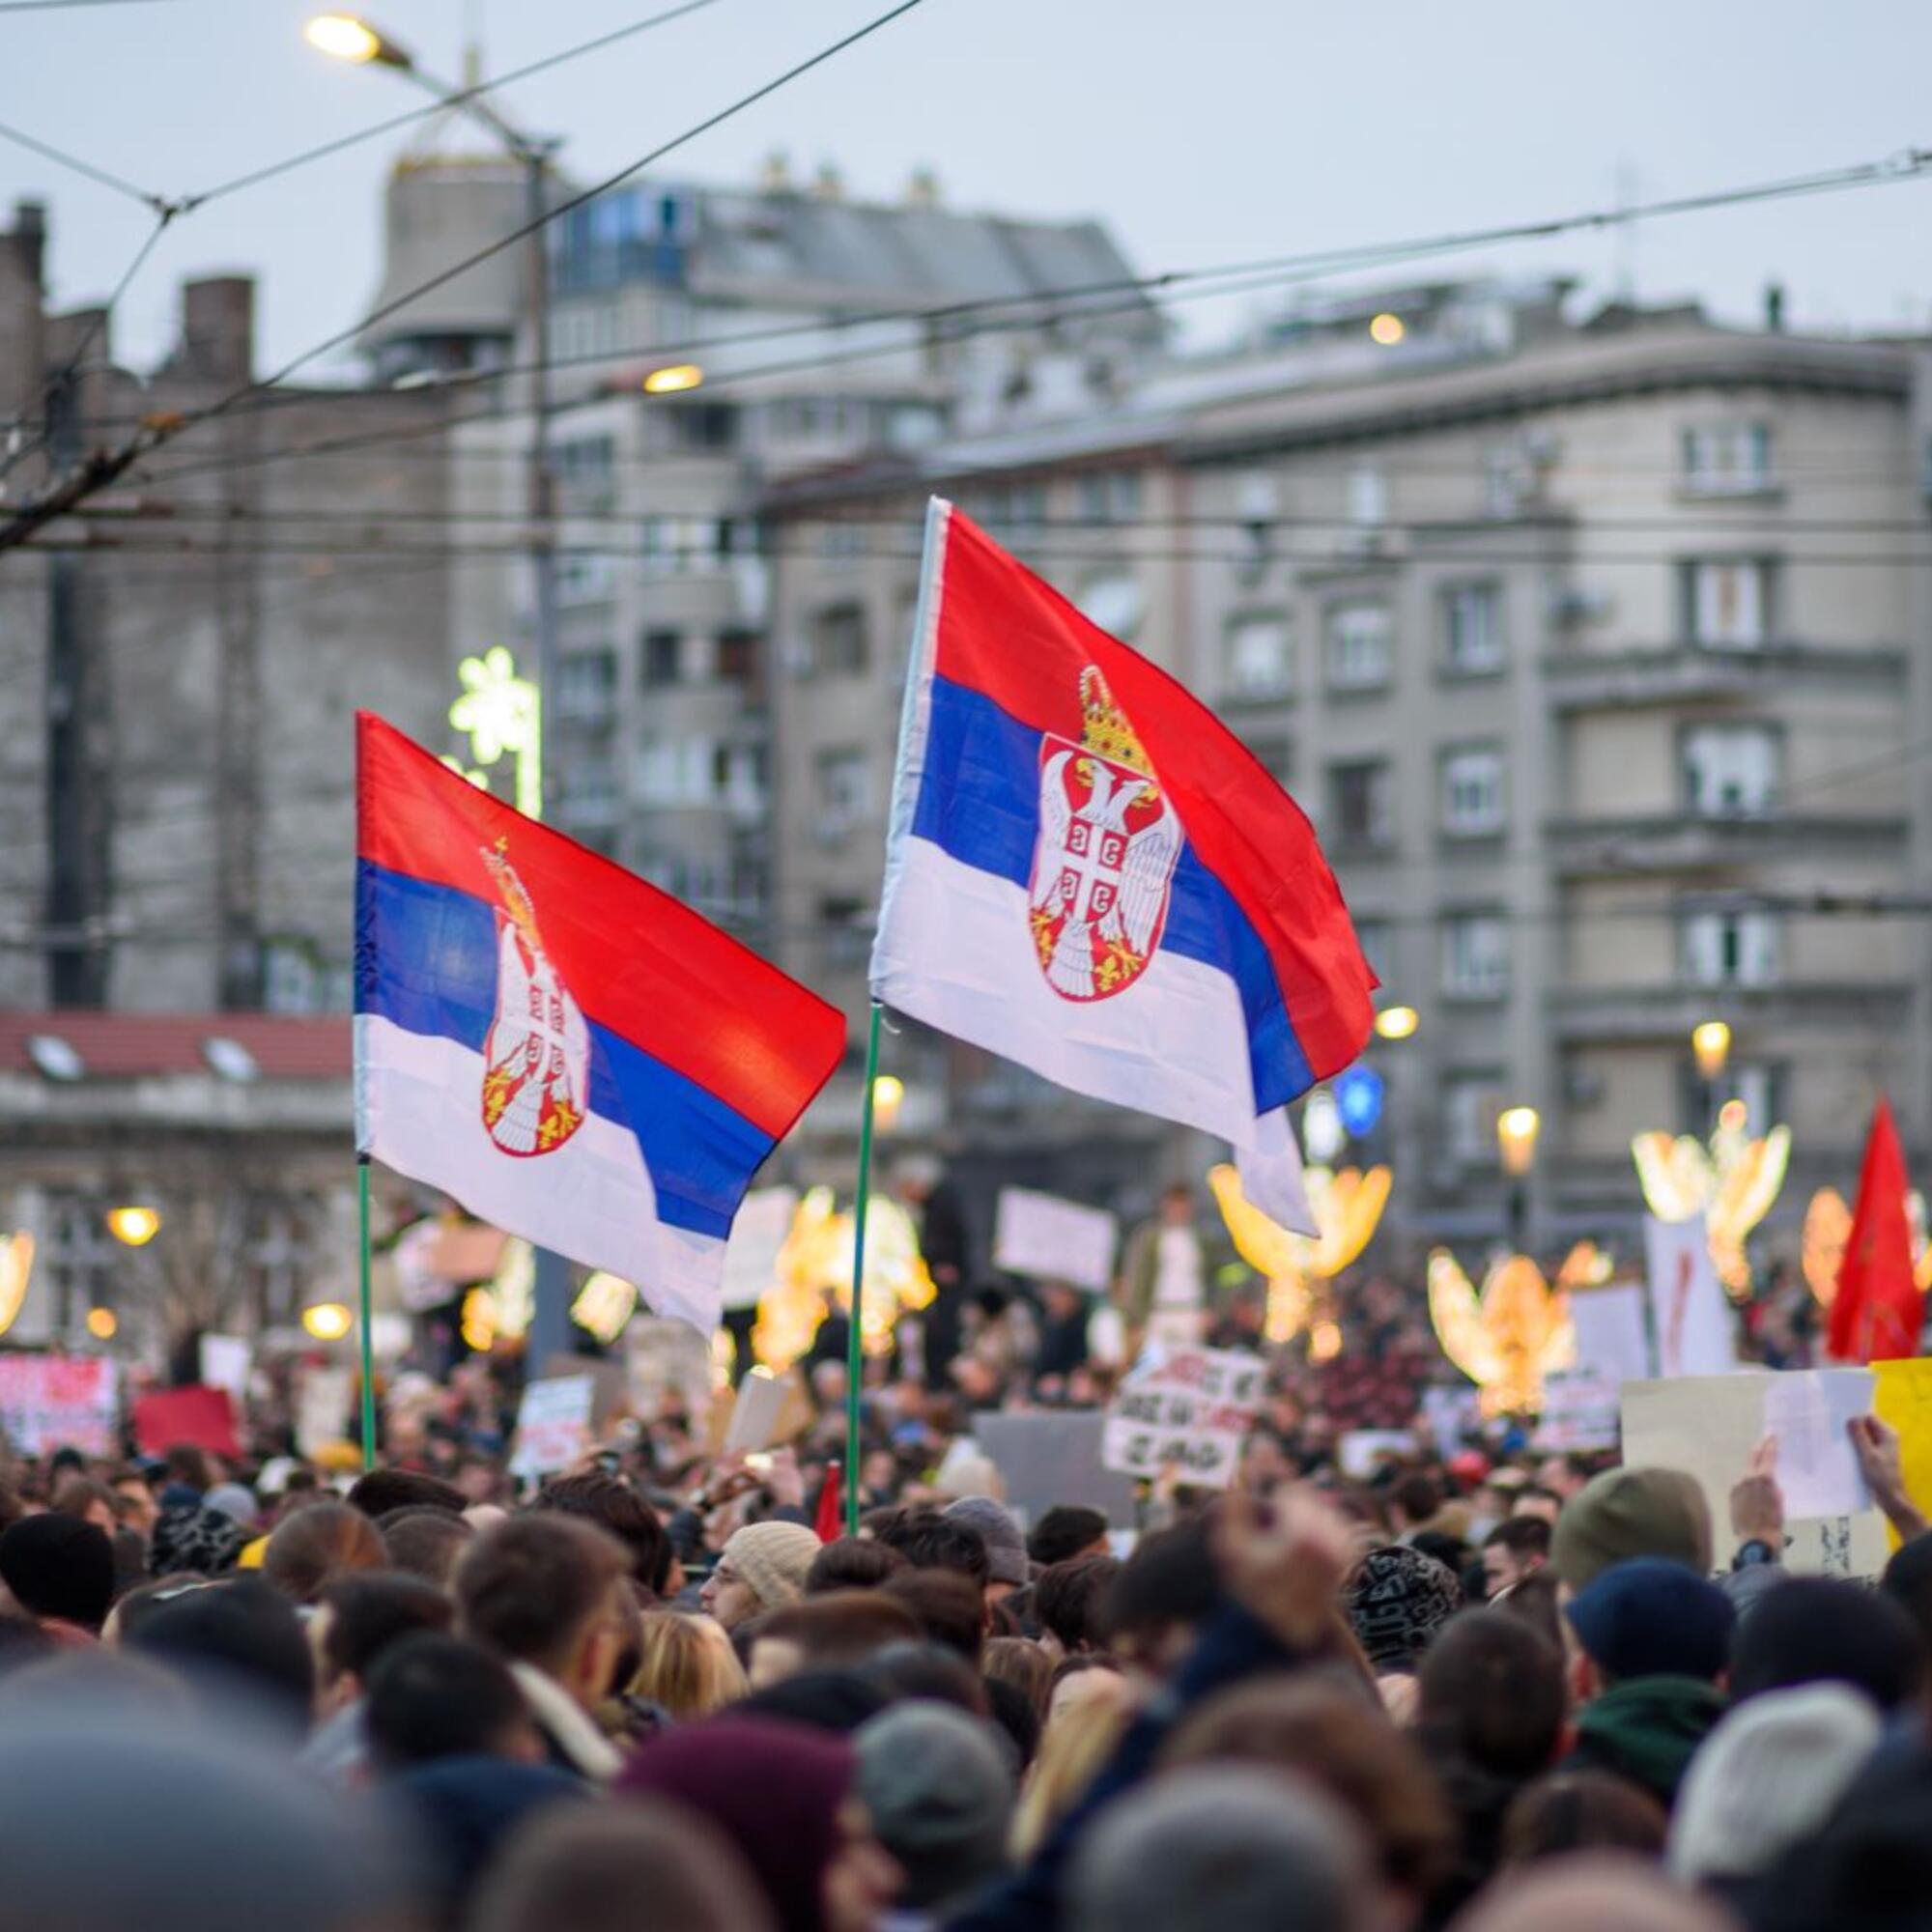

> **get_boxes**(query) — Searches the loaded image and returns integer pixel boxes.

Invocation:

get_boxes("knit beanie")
[944,1496,1029,1587]
[1343,1546,1463,1672]
[1549,1467,1712,1589]
[149,1503,246,1580]
[856,1702,1015,1911]
[0,1514,115,1632]
[1668,1684,1881,1884]
[723,1521,821,1613]
[1566,1557,1736,1683]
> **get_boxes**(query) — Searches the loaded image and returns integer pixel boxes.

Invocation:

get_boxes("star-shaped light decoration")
[753,1186,936,1371]
[1632,1098,1790,1299]
[1427,1247,1597,1417]
[448,646,542,817]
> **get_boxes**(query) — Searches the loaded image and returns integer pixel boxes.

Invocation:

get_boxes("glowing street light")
[1374,1005,1419,1042]
[641,362,705,396]
[105,1205,161,1247]
[304,14,402,65]
[302,1302,355,1342]
[85,1307,118,1341]
[870,1074,906,1131]
[1496,1106,1542,1179]
[1691,1020,1732,1082]
[1369,312,1406,346]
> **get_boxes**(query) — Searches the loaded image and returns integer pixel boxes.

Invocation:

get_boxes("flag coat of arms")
[869,501,1375,1229]
[355,713,844,1330]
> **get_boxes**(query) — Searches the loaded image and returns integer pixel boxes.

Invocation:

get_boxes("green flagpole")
[845,1002,884,1536]
[356,1155,378,1471]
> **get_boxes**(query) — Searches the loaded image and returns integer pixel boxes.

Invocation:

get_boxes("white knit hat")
[1668,1683,1882,1884]
[722,1520,821,1612]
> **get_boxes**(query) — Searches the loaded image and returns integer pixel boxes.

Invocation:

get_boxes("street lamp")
[302,1302,355,1342]
[1497,1105,1540,1252]
[105,1204,160,1247]
[1691,1020,1732,1082]
[642,362,705,396]
[870,1074,906,1132]
[304,14,401,65]
[1373,1005,1419,1042]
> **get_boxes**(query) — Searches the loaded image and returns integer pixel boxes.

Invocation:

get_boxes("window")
[1681,909,1779,987]
[641,630,681,689]
[1329,759,1392,847]
[1353,918,1392,983]
[1226,613,1293,699]
[1443,1072,1507,1166]
[1245,738,1293,789]
[556,649,616,722]
[1442,583,1505,675]
[1685,559,1770,649]
[717,629,761,693]
[1682,423,1774,496]
[1684,724,1779,816]
[1326,602,1392,690]
[667,402,738,451]
[818,895,871,967]
[1440,747,1506,838]
[714,743,767,814]
[1441,913,1509,999]
[635,738,711,806]
[558,754,619,821]
[641,516,721,573]
[554,554,612,607]
[1348,467,1387,528]
[1076,469,1143,526]
[810,603,868,676]
[554,435,615,505]
[1077,574,1145,642]
[816,748,872,836]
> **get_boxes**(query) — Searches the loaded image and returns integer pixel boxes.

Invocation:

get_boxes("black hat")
[0,1514,115,1632]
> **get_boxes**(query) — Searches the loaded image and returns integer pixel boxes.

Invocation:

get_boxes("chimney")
[903,167,940,210]
[10,199,45,288]
[812,161,844,203]
[1764,281,1786,334]
[180,276,255,384]
[758,150,792,194]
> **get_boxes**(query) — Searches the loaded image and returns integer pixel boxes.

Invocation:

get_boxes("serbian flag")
[869,502,1374,1230]
[355,714,843,1330]
[1828,1095,1925,1362]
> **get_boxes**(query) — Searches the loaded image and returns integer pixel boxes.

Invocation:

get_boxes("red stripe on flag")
[928,507,1374,1079]
[356,713,846,1140]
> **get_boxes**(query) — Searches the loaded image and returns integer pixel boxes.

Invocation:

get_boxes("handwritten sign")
[0,1353,119,1455]
[510,1374,595,1479]
[994,1188,1119,1293]
[1643,1214,1736,1378]
[1536,1370,1623,1453]
[1101,1346,1265,1489]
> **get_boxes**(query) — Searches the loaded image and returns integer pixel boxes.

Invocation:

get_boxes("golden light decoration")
[106,1205,161,1247]
[1633,1098,1791,1298]
[1428,1248,1578,1417]
[1497,1106,1541,1178]
[572,1271,639,1346]
[0,1233,33,1338]
[1209,1160,1391,1346]
[457,1237,535,1353]
[1803,1187,1932,1306]
[85,1307,118,1341]
[302,1302,354,1342]
[753,1185,935,1371]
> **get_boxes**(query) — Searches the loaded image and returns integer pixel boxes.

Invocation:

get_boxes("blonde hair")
[1010,1682,1132,1860]
[630,1611,748,1719]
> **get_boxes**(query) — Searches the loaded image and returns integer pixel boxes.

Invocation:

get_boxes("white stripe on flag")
[355,1015,724,1332]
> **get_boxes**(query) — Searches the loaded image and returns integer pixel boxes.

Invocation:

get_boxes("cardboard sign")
[974,1409,1140,1530]
[510,1374,596,1479]
[294,1364,354,1457]
[199,1334,252,1406]
[133,1384,241,1458]
[1101,1346,1266,1489]
[1643,1215,1737,1378]
[1339,1429,1412,1479]
[993,1188,1119,1293]
[1568,1281,1654,1386]
[0,1353,119,1455]
[721,1367,801,1456]
[1536,1370,1622,1452]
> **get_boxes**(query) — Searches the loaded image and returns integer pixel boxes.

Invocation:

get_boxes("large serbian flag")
[355,714,843,1329]
[870,502,1375,1232]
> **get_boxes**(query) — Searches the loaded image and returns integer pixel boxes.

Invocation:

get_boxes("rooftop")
[0,1013,351,1083]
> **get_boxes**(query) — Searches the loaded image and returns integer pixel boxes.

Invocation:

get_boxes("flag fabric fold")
[869,500,1375,1233]
[355,713,844,1331]
[1828,1094,1924,1363]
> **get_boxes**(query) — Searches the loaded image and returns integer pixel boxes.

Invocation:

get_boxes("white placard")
[511,1374,596,1479]
[1569,1282,1654,1386]
[722,1367,790,1455]
[1536,1370,1622,1452]
[1101,1345,1265,1489]
[294,1364,354,1457]
[1764,1368,1875,1520]
[1421,1385,1482,1461]
[721,1187,798,1312]
[199,1333,252,1405]
[1643,1214,1738,1378]
[994,1188,1119,1294]
[1339,1429,1412,1478]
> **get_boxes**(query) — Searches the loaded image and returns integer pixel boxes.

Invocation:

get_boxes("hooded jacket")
[1567,1675,1727,1808]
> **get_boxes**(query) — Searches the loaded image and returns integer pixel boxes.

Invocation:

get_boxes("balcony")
[1542,641,1907,713]
[1548,978,1915,1043]
[1545,810,1909,878]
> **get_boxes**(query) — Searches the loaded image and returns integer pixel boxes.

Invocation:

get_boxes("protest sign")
[1643,1215,1737,1378]
[199,1334,252,1406]
[1536,1370,1622,1452]
[1101,1345,1266,1489]
[1568,1280,1654,1386]
[722,1367,798,1455]
[1764,1368,1874,1518]
[722,1187,798,1312]
[294,1364,354,1457]
[1339,1429,1412,1478]
[510,1374,596,1478]
[0,1353,118,1455]
[975,1410,1139,1529]
[1873,1357,1932,1547]
[1421,1385,1483,1461]
[993,1188,1119,1293]
[133,1384,240,1458]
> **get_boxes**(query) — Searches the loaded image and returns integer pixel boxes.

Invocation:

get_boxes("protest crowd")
[3,1218,1931,1932]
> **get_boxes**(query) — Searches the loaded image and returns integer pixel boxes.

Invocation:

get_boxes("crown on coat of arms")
[1078,667,1151,776]
[480,838,544,951]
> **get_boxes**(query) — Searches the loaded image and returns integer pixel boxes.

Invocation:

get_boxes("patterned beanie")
[723,1521,821,1613]
[1344,1545,1463,1673]
[149,1503,246,1580]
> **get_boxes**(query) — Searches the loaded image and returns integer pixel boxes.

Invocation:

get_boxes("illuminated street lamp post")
[1497,1105,1541,1253]
[1692,1018,1732,1135]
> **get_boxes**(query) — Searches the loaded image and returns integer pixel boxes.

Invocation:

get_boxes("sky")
[5,0,1932,378]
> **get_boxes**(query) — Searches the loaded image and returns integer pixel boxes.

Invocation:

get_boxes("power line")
[0,0,181,11]
[0,113,172,210]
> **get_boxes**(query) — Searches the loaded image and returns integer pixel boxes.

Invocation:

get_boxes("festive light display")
[1802,1186,1932,1306]
[1209,1160,1391,1350]
[1632,1098,1791,1297]
[753,1186,936,1371]
[1427,1246,1601,1417]
[0,1234,32,1338]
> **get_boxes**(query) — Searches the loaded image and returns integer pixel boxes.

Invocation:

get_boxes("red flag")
[813,1461,843,1543]
[132,1385,241,1458]
[1828,1096,1924,1362]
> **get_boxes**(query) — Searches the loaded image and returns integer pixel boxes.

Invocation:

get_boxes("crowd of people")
[3,1329,1932,1932]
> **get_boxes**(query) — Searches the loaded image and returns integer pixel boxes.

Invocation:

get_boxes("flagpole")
[845,1002,884,1536]
[356,1154,378,1471]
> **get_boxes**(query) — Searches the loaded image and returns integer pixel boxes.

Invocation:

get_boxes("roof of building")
[0,1013,351,1082]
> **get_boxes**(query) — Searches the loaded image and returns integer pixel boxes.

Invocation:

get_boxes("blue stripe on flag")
[355,859,771,1238]
[911,675,1315,1112]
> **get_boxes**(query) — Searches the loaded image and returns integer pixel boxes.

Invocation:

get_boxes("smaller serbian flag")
[870,502,1375,1230]
[356,714,843,1330]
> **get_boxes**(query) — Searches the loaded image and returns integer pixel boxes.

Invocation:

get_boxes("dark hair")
[50,1476,116,1523]
[1393,1473,1444,1524]
[318,1572,455,1685]
[456,1516,629,1672]
[345,1469,467,1520]
[983,1671,1042,1771]
[162,1444,213,1492]
[1881,1531,1932,1655]
[982,1635,1056,1719]
[806,1538,907,1595]
[1729,1577,1925,1713]
[1492,1572,1563,1653]
[365,1634,532,1768]
[532,1472,673,1596]
[1483,1517,1552,1559]
[1417,1610,1565,1778]
[1027,1506,1109,1570]
[1100,1515,1218,1654]
[753,1591,922,1670]
[881,1567,986,1665]
[262,1502,387,1606]
[736,1669,889,1736]
[859,1639,989,1716]
[380,1508,475,1587]
[128,1577,314,1725]
[1499,1770,1667,1866]
[876,1508,990,1587]
[1034,1556,1122,1656]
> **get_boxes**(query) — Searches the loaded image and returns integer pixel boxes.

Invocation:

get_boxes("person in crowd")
[1117,1183,1215,1349]
[1459,1855,1738,1932]
[148,1496,245,1579]
[1480,1517,1550,1601]
[1027,1505,1112,1571]
[380,1506,475,1587]
[1098,1513,1220,1685]
[746,1591,923,1689]
[532,1468,676,1600]
[345,1468,468,1518]
[260,1501,387,1606]
[0,1514,114,1642]
[984,1634,1056,1720]
[701,1520,822,1631]
[302,1570,455,1780]
[1726,1574,1924,1714]
[363,1632,548,1769]
[631,1608,749,1718]
[109,1466,159,1538]
[1548,1468,1712,1592]
[946,1496,1030,1607]
[808,1537,908,1595]
[454,1515,631,1779]
[1499,1771,1667,1866]
[1034,1554,1122,1660]
[126,1577,315,1730]
[883,1567,989,1665]
[1342,1544,1463,1706]
[49,1476,118,1535]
